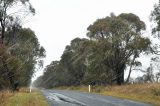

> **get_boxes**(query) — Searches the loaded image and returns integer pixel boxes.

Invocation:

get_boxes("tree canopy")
[34,13,152,88]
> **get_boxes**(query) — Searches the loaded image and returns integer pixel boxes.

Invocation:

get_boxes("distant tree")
[126,60,142,83]
[143,64,155,83]
[150,0,160,55]
[155,72,160,82]
[60,38,90,85]
[150,0,160,37]
[150,56,160,83]
[135,76,144,83]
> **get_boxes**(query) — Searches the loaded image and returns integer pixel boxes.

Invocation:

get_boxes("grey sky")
[24,0,159,80]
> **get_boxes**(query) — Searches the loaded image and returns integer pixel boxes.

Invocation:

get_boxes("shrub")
[151,88,160,96]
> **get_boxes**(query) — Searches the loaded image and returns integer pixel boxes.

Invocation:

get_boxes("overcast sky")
[24,0,159,80]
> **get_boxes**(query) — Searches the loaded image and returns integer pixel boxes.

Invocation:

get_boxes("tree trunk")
[126,55,136,83]
[116,64,125,85]
[0,20,5,45]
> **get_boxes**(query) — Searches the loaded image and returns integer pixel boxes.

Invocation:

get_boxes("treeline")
[34,1,160,88]
[0,0,45,90]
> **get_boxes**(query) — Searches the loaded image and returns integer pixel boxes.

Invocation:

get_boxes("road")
[42,90,152,106]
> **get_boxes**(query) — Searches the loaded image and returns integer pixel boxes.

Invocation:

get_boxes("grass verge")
[0,90,14,106]
[54,83,160,106]
[0,88,48,106]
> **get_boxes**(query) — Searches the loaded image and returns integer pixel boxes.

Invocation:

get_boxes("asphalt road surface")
[42,90,152,106]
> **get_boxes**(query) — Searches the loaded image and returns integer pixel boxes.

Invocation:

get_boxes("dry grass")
[102,83,160,106]
[0,90,14,106]
[5,91,48,106]
[0,88,48,106]
[104,83,160,94]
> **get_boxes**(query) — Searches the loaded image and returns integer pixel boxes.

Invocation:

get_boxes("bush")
[151,88,160,96]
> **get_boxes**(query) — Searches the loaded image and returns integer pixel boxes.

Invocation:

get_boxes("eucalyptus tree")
[151,0,160,37]
[38,38,94,87]
[150,0,160,56]
[60,38,90,85]
[0,28,45,89]
[38,61,61,88]
[0,0,36,89]
[150,0,160,83]
[0,46,22,89]
[10,28,45,86]
[0,0,35,44]
[87,13,151,85]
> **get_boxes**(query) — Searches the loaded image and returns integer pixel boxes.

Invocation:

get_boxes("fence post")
[89,85,91,93]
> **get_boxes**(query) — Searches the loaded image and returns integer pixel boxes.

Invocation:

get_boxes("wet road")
[42,90,152,106]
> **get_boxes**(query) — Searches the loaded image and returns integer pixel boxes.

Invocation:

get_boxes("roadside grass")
[0,88,48,106]
[54,83,160,106]
[102,84,160,106]
[0,90,14,106]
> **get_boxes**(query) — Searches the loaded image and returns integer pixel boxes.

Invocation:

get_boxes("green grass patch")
[5,91,48,106]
